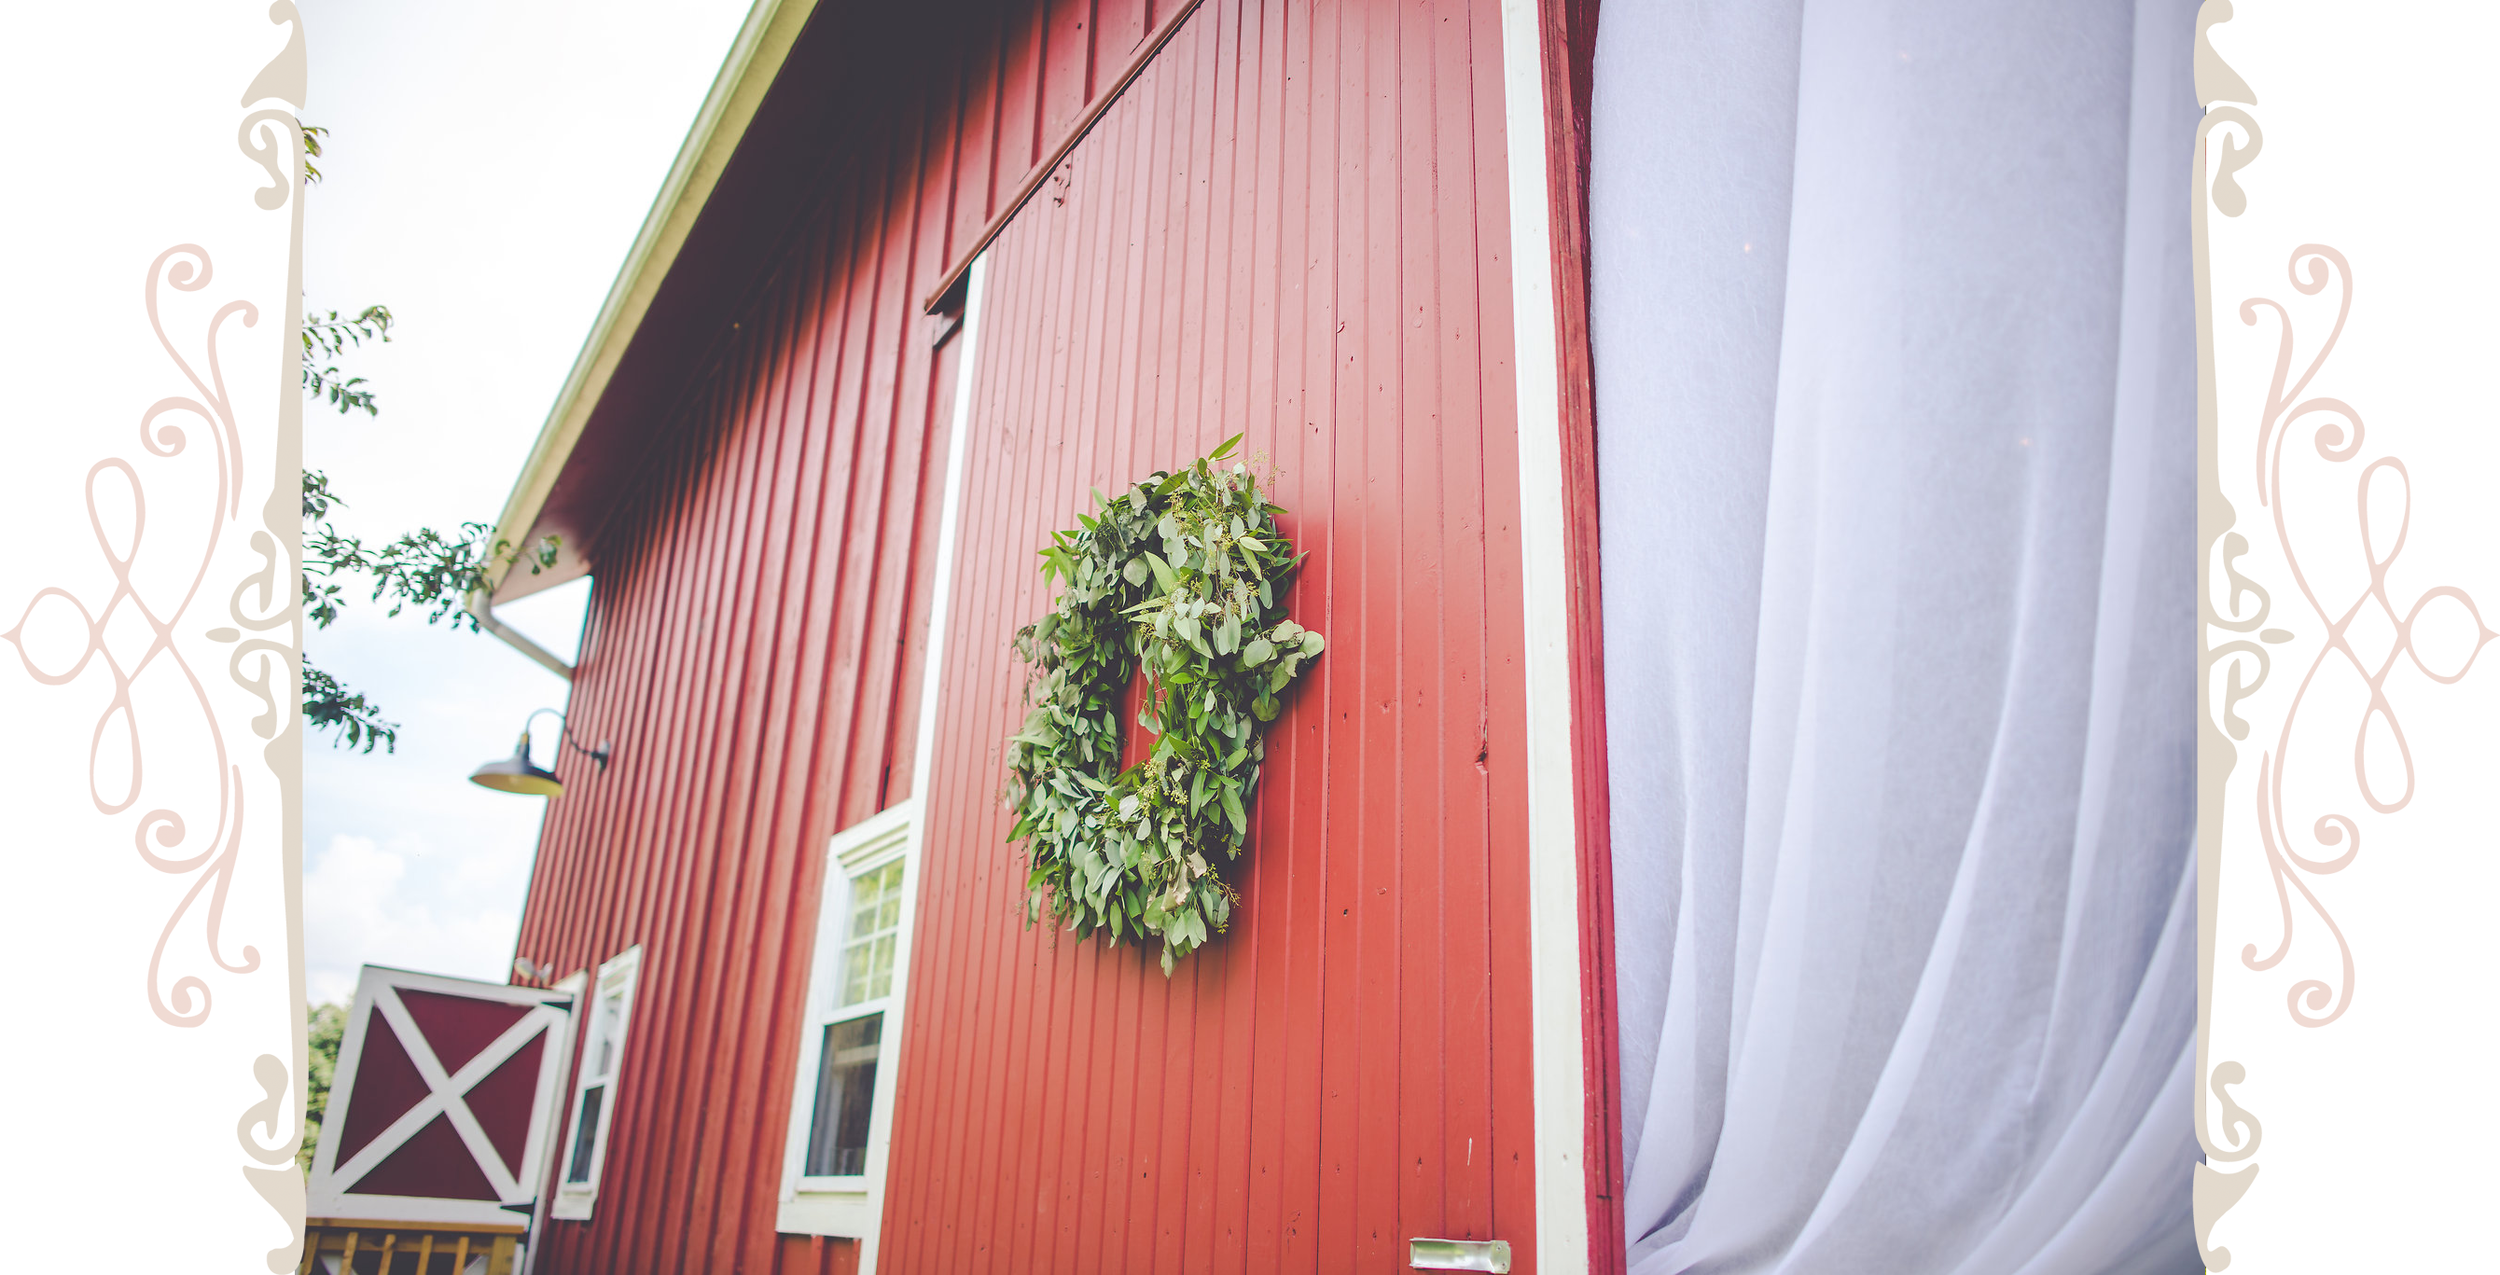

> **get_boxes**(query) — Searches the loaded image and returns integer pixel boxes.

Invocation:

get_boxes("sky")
[297,0,754,1005]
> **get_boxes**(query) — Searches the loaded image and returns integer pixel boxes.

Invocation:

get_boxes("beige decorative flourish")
[239,1052,307,1273]
[2192,1061,2263,1271]
[235,5,312,1267]
[2235,245,2494,1029]
[2193,0,2261,218]
[2,244,265,1028]
[2191,1,2262,1266]
[12,6,309,1268]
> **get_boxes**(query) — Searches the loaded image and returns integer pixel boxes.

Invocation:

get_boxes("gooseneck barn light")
[468,708,610,798]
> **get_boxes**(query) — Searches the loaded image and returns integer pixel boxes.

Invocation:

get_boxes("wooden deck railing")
[297,1218,523,1275]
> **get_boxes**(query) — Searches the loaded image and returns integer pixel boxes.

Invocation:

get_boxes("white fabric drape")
[1589,2,2203,1272]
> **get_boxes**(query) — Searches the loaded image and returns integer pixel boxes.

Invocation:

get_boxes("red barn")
[483,1,1611,1272]
[472,0,2210,1272]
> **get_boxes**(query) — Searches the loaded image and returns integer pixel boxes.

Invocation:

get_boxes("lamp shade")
[468,730,564,797]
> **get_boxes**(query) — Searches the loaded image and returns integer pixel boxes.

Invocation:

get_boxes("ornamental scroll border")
[11,239,289,1023]
[2191,3,2496,1267]
[0,18,308,1032]
[235,6,313,1271]
[2230,244,2494,1032]
[2190,2,2262,1268]
[0,4,311,1271]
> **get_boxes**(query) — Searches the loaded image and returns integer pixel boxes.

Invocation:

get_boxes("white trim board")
[774,253,988,1275]
[520,969,588,1275]
[1497,1,1595,1270]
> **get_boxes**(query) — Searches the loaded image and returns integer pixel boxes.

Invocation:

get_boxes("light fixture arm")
[523,707,611,770]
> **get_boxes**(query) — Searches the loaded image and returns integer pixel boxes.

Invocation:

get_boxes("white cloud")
[304,833,520,1005]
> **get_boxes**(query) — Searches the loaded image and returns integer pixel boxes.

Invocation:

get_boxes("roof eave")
[480,0,819,605]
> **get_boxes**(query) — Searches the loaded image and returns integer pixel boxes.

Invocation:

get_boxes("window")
[778,805,918,1238]
[775,247,975,1257]
[550,945,641,1221]
[802,855,903,1178]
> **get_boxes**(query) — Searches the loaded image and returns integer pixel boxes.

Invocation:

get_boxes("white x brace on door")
[308,965,577,1228]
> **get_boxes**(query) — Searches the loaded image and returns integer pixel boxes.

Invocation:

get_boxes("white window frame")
[776,803,917,1237]
[775,255,987,1273]
[549,945,642,1221]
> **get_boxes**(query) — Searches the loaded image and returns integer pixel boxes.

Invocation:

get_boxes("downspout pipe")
[469,592,575,681]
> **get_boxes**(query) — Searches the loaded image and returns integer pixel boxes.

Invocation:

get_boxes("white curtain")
[1589,2,2203,1272]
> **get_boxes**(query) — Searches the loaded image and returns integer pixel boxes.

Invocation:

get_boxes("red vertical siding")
[510,4,1208,1273]
[511,1,1552,1271]
[774,1232,864,1275]
[882,2,1541,1271]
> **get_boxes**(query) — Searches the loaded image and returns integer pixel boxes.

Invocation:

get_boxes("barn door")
[867,3,1551,1263]
[308,965,577,1228]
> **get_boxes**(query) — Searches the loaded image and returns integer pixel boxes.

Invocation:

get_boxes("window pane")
[593,989,623,1078]
[839,860,907,1007]
[869,934,896,1000]
[566,1085,606,1183]
[875,860,904,930]
[802,1013,883,1177]
[842,953,868,1007]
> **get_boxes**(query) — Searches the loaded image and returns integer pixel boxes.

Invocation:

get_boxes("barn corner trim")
[1499,0,1608,1270]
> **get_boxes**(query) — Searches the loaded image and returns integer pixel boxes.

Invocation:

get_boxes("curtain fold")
[1589,2,2204,1271]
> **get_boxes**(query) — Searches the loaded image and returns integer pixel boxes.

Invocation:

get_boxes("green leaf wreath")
[1006,435,1325,974]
